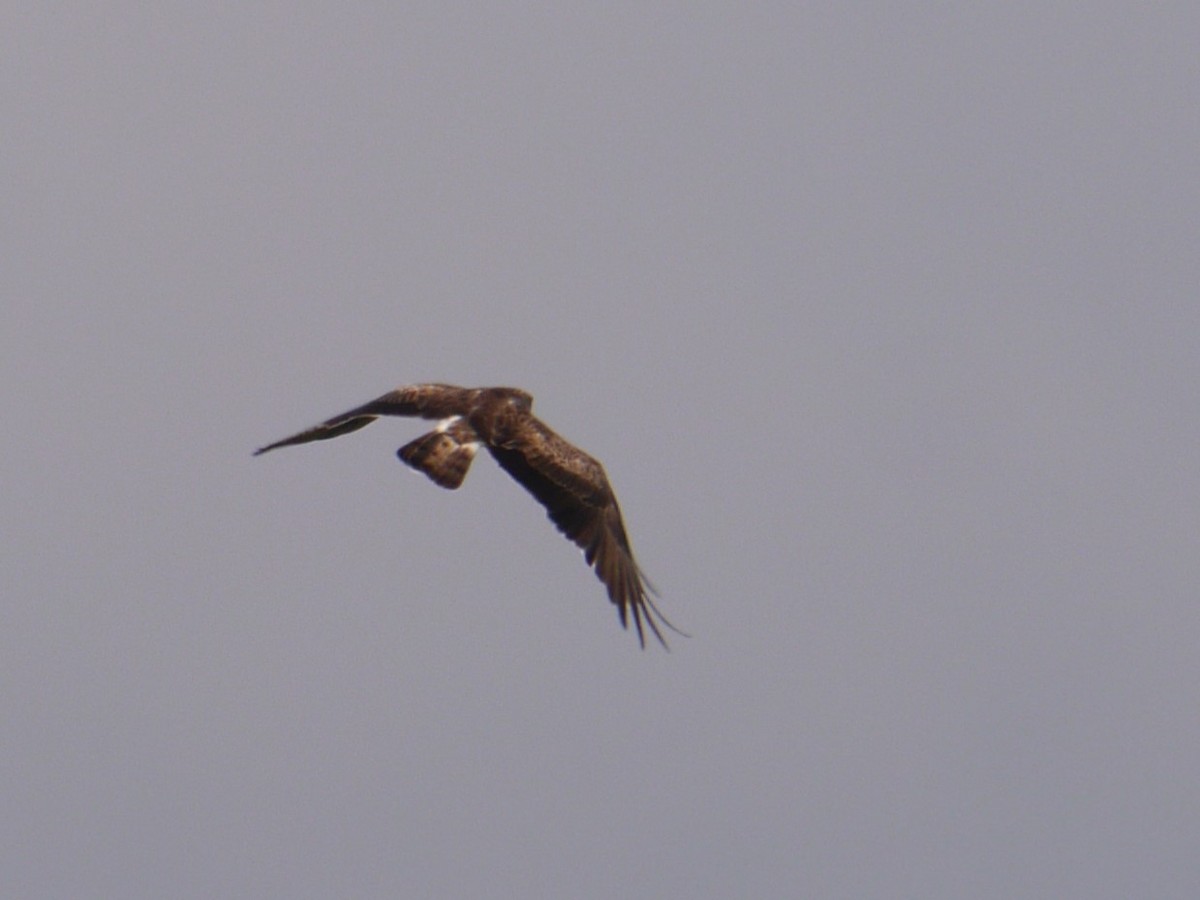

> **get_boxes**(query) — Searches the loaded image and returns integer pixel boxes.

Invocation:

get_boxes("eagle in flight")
[255,384,680,648]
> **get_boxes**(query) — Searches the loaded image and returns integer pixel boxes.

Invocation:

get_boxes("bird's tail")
[397,419,480,490]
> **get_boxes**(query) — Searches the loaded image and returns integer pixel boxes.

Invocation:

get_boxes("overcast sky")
[4,5,1199,898]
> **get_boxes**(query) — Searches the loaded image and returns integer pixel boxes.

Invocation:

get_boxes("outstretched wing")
[254,384,475,455]
[487,418,678,648]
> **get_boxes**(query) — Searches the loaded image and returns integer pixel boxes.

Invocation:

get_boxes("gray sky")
[4,5,1199,898]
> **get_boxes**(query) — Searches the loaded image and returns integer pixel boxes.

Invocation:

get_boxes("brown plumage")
[254,384,681,648]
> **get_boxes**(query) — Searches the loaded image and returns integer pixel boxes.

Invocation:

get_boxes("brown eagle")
[254,384,680,648]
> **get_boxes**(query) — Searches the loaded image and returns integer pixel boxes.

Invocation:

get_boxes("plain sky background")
[4,5,1198,898]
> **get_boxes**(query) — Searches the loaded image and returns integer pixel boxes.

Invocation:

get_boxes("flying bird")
[255,384,681,648]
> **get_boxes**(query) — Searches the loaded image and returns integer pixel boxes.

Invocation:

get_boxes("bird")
[254,384,682,648]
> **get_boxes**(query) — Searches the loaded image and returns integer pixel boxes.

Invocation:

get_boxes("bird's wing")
[487,419,677,648]
[254,384,474,455]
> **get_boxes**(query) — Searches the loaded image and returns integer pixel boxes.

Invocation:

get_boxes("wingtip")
[625,602,677,651]
[253,439,288,456]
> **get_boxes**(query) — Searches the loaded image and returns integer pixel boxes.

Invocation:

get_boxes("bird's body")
[255,384,679,647]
